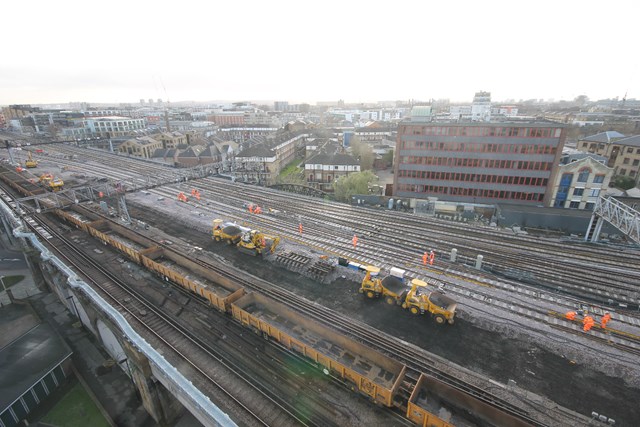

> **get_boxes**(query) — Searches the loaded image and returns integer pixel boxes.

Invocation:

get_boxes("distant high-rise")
[157,98,163,104]
[148,98,154,104]
[274,101,289,112]
[140,99,145,105]
[471,91,491,122]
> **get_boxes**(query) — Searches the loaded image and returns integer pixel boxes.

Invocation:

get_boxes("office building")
[394,121,566,206]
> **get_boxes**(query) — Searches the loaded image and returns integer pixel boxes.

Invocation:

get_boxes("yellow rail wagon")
[408,374,534,427]
[139,246,245,312]
[56,208,96,232]
[230,292,406,407]
[86,219,150,264]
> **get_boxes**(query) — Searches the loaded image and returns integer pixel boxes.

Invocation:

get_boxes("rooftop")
[0,322,72,410]
[581,131,625,143]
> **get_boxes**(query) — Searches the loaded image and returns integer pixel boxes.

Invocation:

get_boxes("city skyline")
[2,0,637,106]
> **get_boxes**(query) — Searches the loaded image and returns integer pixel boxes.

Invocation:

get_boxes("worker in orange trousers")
[565,311,577,321]
[601,313,612,329]
[422,252,428,265]
[583,315,594,332]
[352,234,358,248]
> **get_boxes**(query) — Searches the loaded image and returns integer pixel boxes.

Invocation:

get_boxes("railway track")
[26,212,332,427]
[32,145,640,309]
[136,184,640,359]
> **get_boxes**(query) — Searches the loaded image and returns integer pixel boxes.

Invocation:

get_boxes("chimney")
[165,110,171,132]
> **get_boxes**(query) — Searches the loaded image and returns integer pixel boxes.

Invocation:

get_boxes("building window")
[593,174,605,183]
[623,158,630,164]
[627,147,634,153]
[633,159,639,166]
[569,201,580,208]
[585,202,595,210]
[620,169,627,176]
[590,189,600,197]
[577,169,590,182]
[573,188,584,196]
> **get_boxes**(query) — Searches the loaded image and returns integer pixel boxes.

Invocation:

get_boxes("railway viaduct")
[1,203,236,427]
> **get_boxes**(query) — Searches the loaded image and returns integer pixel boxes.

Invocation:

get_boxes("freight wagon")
[49,207,538,426]
[139,246,245,312]
[408,373,533,427]
[56,208,95,232]
[230,292,406,407]
[86,219,155,264]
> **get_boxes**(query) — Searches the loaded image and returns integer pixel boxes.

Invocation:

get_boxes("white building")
[85,116,146,137]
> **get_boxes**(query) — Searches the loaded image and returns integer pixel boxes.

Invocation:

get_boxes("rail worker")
[565,311,577,321]
[601,312,612,329]
[299,223,303,234]
[429,250,435,265]
[582,315,594,331]
[422,252,428,265]
[352,234,358,248]
[248,204,254,213]
[583,320,594,332]
[255,206,262,214]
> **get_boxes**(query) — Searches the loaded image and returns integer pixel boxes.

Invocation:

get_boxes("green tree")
[349,136,374,170]
[611,175,636,190]
[332,170,378,202]
[382,149,394,167]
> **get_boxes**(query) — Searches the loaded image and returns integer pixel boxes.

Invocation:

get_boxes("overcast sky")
[1,0,637,105]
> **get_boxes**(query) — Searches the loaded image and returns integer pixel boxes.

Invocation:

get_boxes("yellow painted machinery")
[237,230,280,256]
[25,152,38,168]
[38,173,64,192]
[359,266,457,325]
[212,219,247,245]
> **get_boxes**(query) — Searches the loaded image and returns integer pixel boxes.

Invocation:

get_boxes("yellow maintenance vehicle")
[237,230,280,256]
[360,266,457,325]
[212,219,248,245]
[25,152,38,168]
[38,173,64,192]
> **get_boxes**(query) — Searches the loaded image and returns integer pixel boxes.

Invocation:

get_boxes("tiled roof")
[614,135,640,147]
[178,145,207,158]
[125,136,161,146]
[582,131,625,143]
[236,144,274,157]
[306,152,359,166]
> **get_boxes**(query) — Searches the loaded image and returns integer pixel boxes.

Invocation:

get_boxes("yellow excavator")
[38,173,64,192]
[359,266,457,325]
[25,152,38,168]
[237,230,280,256]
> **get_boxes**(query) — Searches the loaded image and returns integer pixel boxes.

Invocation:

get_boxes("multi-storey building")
[118,136,163,158]
[234,131,309,185]
[155,131,187,149]
[394,121,566,206]
[209,111,245,126]
[549,153,613,209]
[85,116,146,137]
[577,132,640,183]
[305,153,360,192]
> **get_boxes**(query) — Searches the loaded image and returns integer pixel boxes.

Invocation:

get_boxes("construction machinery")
[25,152,38,168]
[38,173,64,192]
[237,230,280,256]
[212,219,247,245]
[359,266,457,325]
